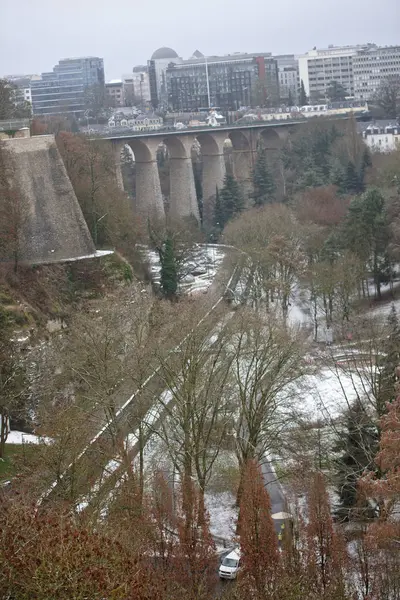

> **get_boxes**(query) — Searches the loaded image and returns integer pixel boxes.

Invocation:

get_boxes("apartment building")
[353,45,400,100]
[105,80,124,107]
[298,45,371,101]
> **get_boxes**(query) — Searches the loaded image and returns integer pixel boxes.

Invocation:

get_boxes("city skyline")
[2,0,399,80]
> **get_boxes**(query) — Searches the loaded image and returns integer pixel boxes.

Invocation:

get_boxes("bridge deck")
[89,115,350,141]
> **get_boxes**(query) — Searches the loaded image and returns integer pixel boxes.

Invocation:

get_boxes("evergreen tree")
[335,401,378,522]
[356,148,372,194]
[288,89,294,106]
[341,188,390,299]
[331,161,346,191]
[361,146,372,169]
[299,80,308,105]
[193,162,203,223]
[326,80,348,102]
[219,173,244,228]
[358,163,366,194]
[251,147,276,206]
[344,160,362,193]
[296,155,325,189]
[160,234,178,300]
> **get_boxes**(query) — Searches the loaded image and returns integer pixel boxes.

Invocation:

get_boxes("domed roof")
[151,47,179,60]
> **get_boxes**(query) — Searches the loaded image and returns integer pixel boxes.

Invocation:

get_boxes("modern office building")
[31,57,105,117]
[298,45,372,101]
[166,52,279,112]
[275,55,299,104]
[148,47,182,109]
[353,45,400,100]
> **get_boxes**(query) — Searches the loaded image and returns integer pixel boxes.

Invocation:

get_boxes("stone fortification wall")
[2,135,95,263]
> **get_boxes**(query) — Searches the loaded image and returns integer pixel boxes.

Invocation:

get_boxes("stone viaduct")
[95,121,304,224]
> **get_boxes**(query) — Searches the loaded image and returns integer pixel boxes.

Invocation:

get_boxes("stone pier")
[230,130,257,203]
[232,149,254,200]
[165,135,199,222]
[128,138,165,221]
[106,125,293,226]
[198,132,226,227]
[111,140,125,190]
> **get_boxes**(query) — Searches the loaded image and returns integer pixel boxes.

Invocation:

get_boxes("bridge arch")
[105,121,300,225]
[228,129,251,151]
[227,129,254,200]
[161,135,188,160]
[258,127,284,150]
[195,132,226,226]
[196,131,223,156]
[161,134,199,221]
[126,138,154,162]
[123,138,164,220]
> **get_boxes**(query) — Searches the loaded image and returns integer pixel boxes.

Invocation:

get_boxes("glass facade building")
[166,54,279,112]
[31,57,105,117]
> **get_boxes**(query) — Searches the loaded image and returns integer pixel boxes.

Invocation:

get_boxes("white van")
[218,549,241,580]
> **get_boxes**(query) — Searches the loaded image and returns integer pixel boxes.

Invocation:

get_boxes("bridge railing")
[85,118,304,139]
[86,114,352,139]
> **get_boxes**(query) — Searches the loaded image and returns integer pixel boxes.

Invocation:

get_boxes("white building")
[353,45,400,101]
[121,74,135,106]
[148,47,182,108]
[131,115,163,131]
[131,67,151,103]
[19,87,32,104]
[275,54,299,103]
[5,75,40,105]
[107,113,162,131]
[362,123,400,152]
[298,45,371,101]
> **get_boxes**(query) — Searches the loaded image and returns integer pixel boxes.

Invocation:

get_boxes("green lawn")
[0,443,37,482]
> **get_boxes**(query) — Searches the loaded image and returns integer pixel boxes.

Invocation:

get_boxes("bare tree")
[227,308,308,501]
[224,205,305,321]
[57,132,144,258]
[0,337,26,459]
[153,309,234,507]
[374,75,400,119]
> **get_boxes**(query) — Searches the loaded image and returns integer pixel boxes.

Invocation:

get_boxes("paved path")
[261,458,289,537]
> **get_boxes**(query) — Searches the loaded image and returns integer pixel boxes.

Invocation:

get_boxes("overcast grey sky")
[1,0,399,79]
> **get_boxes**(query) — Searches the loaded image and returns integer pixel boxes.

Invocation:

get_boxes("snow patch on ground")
[368,298,400,318]
[293,368,368,422]
[288,285,312,328]
[6,430,50,445]
[205,491,238,541]
[28,249,114,265]
[141,244,225,295]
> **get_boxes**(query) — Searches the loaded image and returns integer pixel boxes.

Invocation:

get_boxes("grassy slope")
[0,443,37,483]
[0,253,134,333]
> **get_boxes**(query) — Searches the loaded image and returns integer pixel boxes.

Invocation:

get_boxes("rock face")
[2,135,95,263]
